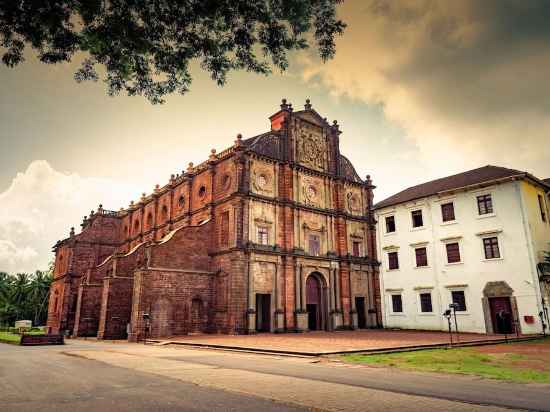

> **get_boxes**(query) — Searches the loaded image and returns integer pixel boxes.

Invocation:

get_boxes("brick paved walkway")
[158,330,511,354]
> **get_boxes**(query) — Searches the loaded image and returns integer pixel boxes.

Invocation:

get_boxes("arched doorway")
[482,281,520,334]
[306,273,324,331]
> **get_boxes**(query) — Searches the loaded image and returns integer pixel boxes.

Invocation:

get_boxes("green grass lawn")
[0,331,22,344]
[342,338,550,384]
[0,329,46,344]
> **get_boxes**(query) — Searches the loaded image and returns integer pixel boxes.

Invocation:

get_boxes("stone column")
[273,262,284,332]
[295,264,308,331]
[349,270,358,329]
[331,267,343,330]
[246,258,256,334]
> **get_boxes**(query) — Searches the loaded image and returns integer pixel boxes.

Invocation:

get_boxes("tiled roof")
[375,165,549,209]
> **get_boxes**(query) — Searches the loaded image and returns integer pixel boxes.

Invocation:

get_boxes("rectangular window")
[415,247,428,267]
[441,202,455,222]
[411,210,423,228]
[385,216,396,233]
[257,226,269,245]
[352,241,361,257]
[477,194,493,215]
[538,194,547,222]
[391,294,403,313]
[483,236,500,259]
[220,211,230,247]
[309,234,321,256]
[446,242,461,263]
[388,251,399,270]
[451,291,467,311]
[419,293,433,313]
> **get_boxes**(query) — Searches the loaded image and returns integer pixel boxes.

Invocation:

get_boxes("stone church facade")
[47,100,381,341]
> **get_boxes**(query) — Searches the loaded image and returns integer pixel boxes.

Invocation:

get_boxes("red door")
[489,297,514,334]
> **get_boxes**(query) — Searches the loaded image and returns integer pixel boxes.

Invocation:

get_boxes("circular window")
[178,195,185,208]
[198,186,207,198]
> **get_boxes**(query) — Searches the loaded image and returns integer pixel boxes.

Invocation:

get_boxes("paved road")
[0,342,305,412]
[159,346,550,411]
[2,340,549,411]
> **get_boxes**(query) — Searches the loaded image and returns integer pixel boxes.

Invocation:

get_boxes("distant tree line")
[0,268,52,327]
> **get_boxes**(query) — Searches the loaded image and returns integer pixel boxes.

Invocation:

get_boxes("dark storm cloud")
[302,0,550,178]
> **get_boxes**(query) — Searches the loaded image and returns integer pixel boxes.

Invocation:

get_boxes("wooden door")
[489,297,514,334]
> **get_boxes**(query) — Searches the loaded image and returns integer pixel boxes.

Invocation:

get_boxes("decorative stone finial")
[234,133,243,148]
[332,120,339,131]
[209,148,217,160]
[90,210,95,216]
[130,200,134,206]
[288,103,293,112]
[98,204,103,210]
[155,184,160,191]
[70,227,75,237]
[365,174,373,187]
[280,98,289,110]
[305,98,312,110]
[187,162,194,172]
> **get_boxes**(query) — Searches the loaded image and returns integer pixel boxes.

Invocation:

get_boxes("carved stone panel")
[352,271,369,296]
[300,174,325,208]
[253,262,275,294]
[296,122,326,172]
[250,161,276,197]
[345,186,363,215]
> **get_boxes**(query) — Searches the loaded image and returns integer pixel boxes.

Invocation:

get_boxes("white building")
[374,166,550,335]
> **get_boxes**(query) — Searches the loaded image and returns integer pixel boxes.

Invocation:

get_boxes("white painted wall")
[376,180,549,335]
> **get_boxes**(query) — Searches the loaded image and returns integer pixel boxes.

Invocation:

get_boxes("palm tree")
[27,270,53,325]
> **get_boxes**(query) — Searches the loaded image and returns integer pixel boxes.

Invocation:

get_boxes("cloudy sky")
[1,0,549,274]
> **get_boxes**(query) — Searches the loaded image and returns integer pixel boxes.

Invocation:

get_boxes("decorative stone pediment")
[483,281,514,297]
[296,110,327,127]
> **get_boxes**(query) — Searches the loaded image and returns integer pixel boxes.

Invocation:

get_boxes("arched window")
[134,220,140,234]
[178,195,185,209]
[161,205,168,219]
[146,213,154,229]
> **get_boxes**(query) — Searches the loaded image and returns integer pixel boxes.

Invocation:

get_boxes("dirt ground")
[473,339,550,371]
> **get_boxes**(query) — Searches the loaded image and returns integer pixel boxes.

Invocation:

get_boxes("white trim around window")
[441,237,463,265]
[473,189,496,219]
[445,286,470,315]
[386,291,405,316]
[477,231,504,262]
[415,288,435,315]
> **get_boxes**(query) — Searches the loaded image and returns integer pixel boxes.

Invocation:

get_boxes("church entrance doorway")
[355,297,367,329]
[256,294,271,332]
[306,274,322,331]
[490,297,514,334]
